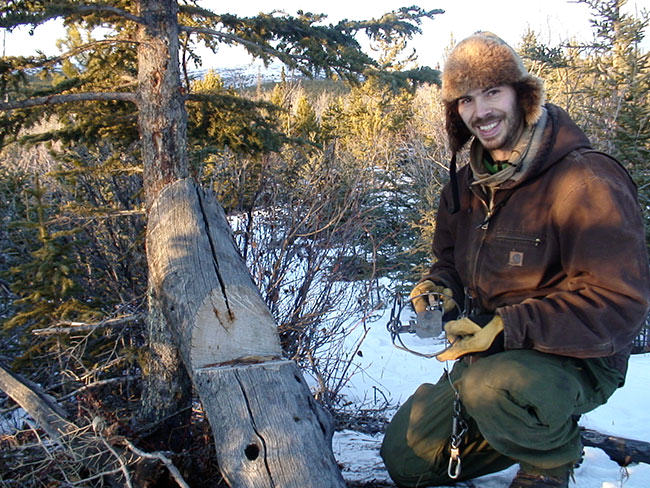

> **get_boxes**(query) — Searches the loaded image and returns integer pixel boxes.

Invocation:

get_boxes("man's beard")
[472,109,524,156]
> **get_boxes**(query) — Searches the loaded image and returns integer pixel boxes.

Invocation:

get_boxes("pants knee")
[459,358,505,415]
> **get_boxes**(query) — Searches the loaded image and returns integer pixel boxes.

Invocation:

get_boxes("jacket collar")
[462,104,592,191]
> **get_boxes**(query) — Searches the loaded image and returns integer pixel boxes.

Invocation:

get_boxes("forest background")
[0,0,649,486]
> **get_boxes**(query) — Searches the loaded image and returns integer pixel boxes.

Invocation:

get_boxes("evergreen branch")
[12,39,141,71]
[178,9,441,82]
[0,91,136,111]
[365,66,441,91]
[186,92,282,112]
[177,4,223,20]
[0,1,143,29]
[178,24,303,62]
[337,7,443,39]
[69,4,144,25]
[178,22,368,81]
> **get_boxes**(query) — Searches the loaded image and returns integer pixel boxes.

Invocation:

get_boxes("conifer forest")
[0,0,649,486]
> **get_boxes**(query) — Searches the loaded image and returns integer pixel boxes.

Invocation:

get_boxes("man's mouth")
[475,119,501,138]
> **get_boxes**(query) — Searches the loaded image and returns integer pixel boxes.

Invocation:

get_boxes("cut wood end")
[190,287,282,369]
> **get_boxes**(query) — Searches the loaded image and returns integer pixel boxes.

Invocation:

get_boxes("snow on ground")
[332,304,650,487]
[0,407,29,435]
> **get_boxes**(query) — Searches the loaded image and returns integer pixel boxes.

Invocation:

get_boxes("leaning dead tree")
[1,1,439,486]
[146,178,343,486]
[135,1,344,485]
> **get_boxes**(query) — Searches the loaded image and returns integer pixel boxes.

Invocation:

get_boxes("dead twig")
[95,422,133,488]
[32,314,144,336]
[58,375,139,402]
[123,438,191,488]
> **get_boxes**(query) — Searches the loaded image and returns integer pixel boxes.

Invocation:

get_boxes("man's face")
[457,84,524,161]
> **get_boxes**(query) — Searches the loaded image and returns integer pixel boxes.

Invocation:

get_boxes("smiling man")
[380,32,650,487]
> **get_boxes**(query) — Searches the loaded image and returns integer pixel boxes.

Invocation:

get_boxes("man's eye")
[487,89,500,96]
[459,97,471,105]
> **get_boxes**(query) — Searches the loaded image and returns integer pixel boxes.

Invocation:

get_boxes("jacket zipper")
[496,235,542,246]
[468,190,494,307]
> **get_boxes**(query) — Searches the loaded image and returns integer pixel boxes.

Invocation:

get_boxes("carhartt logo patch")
[508,251,524,266]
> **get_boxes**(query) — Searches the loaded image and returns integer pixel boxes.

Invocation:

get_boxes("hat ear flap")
[515,76,545,126]
[445,102,472,153]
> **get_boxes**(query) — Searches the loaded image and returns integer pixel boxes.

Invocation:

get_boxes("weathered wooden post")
[146,179,346,487]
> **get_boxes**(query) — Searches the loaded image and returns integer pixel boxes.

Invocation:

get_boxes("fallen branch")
[0,362,71,442]
[32,313,144,336]
[0,361,146,487]
[581,428,650,466]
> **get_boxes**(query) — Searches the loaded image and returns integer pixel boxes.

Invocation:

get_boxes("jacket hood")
[543,104,591,166]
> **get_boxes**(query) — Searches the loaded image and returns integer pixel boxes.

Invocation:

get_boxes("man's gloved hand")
[436,315,504,362]
[409,280,455,314]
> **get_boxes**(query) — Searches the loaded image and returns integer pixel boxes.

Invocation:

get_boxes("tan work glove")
[409,280,455,314]
[436,315,504,362]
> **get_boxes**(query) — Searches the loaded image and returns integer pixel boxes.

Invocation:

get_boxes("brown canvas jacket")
[426,104,650,372]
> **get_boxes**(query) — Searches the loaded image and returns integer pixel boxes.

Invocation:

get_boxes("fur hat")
[441,32,545,153]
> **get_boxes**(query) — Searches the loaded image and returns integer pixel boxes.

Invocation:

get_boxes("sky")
[2,0,649,71]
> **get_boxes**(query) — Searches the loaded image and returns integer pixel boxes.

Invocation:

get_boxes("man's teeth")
[479,121,498,131]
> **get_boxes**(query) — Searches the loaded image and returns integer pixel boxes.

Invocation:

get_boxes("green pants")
[380,350,624,487]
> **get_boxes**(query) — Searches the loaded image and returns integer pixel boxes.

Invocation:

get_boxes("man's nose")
[474,96,492,119]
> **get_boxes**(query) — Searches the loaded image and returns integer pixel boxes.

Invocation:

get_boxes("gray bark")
[138,285,192,429]
[135,0,193,435]
[145,179,346,487]
[146,178,282,370]
[195,360,344,488]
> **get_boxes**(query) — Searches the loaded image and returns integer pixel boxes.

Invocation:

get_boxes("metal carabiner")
[446,392,466,480]
[447,446,462,479]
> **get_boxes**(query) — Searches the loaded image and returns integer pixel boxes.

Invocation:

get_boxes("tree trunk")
[137,284,192,432]
[146,178,282,370]
[135,1,346,485]
[137,0,188,208]
[195,361,343,488]
[135,0,193,439]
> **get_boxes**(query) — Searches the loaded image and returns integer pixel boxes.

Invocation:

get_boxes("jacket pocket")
[481,231,548,292]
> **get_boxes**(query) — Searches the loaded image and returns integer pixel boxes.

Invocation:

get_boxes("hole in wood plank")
[244,443,260,461]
